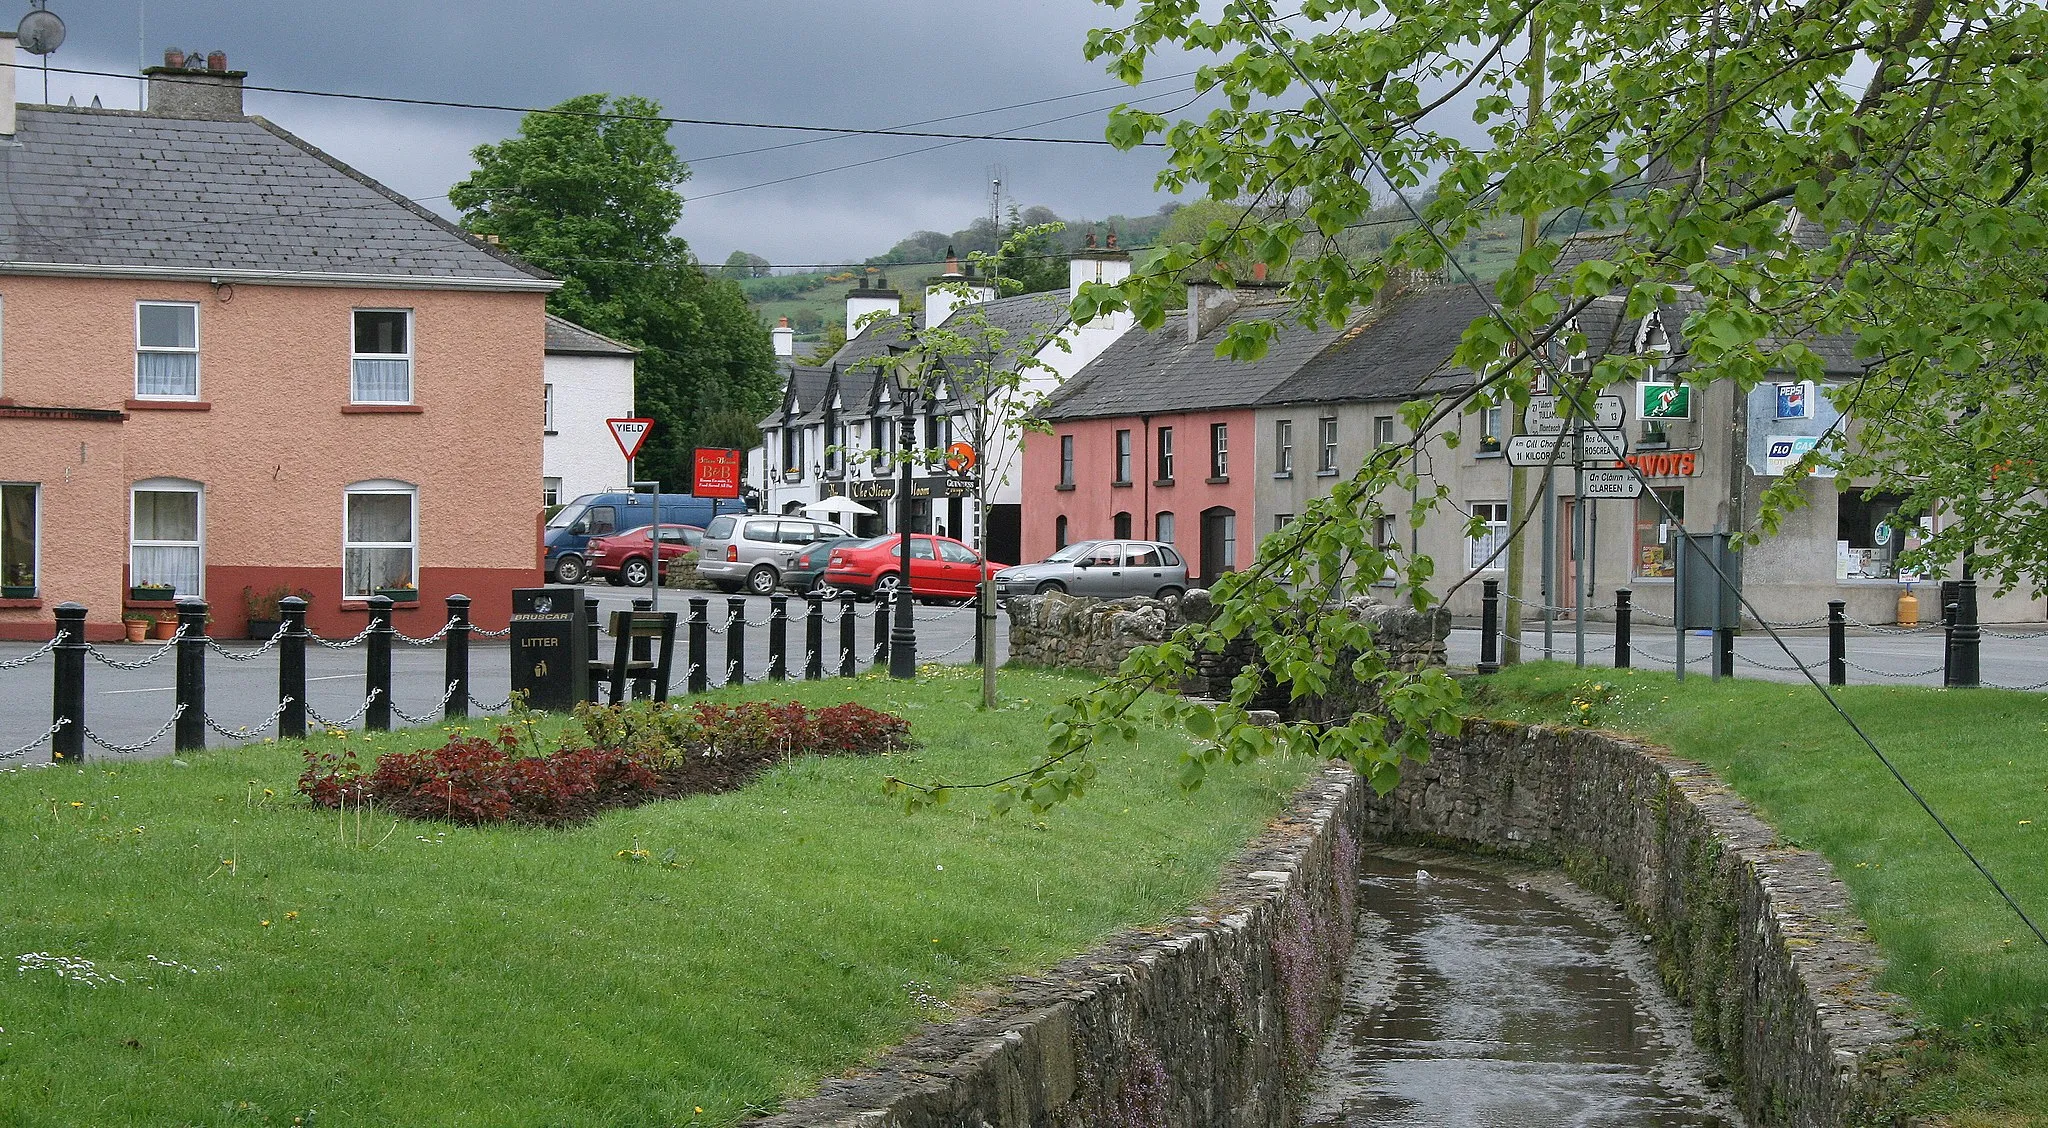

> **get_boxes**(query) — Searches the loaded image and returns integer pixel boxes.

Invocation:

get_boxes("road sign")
[693,448,742,498]
[1503,429,1629,467]
[1639,382,1692,420]
[1523,394,1625,433]
[607,417,654,461]
[1579,468,1644,499]
[944,441,977,473]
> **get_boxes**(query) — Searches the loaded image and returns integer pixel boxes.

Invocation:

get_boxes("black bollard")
[1828,600,1846,686]
[768,594,789,680]
[51,603,87,761]
[1951,579,1980,688]
[444,594,470,720]
[725,597,746,685]
[1613,588,1632,669]
[1477,578,1500,675]
[279,596,308,739]
[366,596,393,732]
[584,597,602,700]
[687,597,709,694]
[839,592,857,677]
[1716,626,1735,678]
[805,592,824,680]
[174,599,208,751]
[974,595,987,667]
[631,596,654,700]
[873,591,891,667]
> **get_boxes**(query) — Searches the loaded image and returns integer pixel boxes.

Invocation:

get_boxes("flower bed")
[298,699,913,827]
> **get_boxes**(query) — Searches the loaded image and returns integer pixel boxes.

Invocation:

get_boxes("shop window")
[1,482,38,595]
[131,479,203,597]
[1633,487,1686,578]
[1837,490,1912,580]
[1467,501,1508,570]
[344,481,417,598]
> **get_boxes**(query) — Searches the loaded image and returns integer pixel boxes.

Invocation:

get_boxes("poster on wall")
[1763,435,1840,478]
[1776,381,1814,418]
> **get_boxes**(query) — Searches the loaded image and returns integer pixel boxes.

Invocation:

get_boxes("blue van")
[544,492,750,584]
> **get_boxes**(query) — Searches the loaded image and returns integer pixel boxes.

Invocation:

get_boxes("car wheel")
[621,558,652,587]
[1155,586,1184,606]
[872,572,903,598]
[711,580,742,594]
[746,565,779,595]
[603,572,624,587]
[1034,580,1066,596]
[551,555,586,585]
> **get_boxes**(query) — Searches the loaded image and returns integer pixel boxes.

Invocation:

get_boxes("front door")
[1199,507,1236,587]
[1557,498,1578,613]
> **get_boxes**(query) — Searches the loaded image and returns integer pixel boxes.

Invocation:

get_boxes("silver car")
[994,540,1189,603]
[698,514,851,595]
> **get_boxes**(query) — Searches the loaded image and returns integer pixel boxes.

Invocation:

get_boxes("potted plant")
[130,581,176,602]
[2,562,34,599]
[122,612,151,643]
[148,610,180,641]
[374,580,419,604]
[243,584,310,639]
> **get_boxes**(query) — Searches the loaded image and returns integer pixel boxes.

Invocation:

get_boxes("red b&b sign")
[694,448,742,498]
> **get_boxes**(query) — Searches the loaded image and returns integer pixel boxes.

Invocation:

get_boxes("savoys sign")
[1523,394,1624,433]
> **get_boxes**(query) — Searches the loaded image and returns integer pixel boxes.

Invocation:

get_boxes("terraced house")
[0,38,558,639]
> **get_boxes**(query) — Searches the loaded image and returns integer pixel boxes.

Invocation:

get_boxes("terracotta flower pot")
[124,619,150,643]
[149,618,179,641]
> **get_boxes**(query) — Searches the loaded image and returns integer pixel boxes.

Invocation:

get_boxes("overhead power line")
[15,62,1167,148]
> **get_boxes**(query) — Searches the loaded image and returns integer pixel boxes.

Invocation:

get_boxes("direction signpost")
[1503,428,1628,467]
[1523,394,1625,433]
[1578,468,1645,499]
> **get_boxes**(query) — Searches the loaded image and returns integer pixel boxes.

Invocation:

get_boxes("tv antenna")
[17,2,65,103]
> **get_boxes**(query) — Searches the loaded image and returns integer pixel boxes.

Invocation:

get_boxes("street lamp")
[889,357,921,678]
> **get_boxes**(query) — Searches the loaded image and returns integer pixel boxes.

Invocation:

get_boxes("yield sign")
[607,417,655,461]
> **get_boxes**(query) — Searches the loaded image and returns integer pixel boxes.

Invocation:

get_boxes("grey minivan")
[993,540,1189,603]
[699,514,851,595]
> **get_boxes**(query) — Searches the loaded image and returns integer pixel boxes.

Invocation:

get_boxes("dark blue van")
[544,492,750,583]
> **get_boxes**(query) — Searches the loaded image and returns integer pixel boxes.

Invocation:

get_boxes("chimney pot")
[163,47,185,68]
[207,51,227,73]
[1253,262,1268,282]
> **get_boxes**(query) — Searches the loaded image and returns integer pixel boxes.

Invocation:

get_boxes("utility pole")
[1501,13,1547,665]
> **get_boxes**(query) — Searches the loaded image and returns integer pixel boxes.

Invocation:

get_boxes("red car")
[822,534,1007,600]
[585,524,704,587]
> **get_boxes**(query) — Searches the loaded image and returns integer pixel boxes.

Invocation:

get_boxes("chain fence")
[397,619,461,646]
[390,682,463,726]
[205,625,290,663]
[204,698,296,741]
[83,707,185,756]
[0,633,63,670]
[305,691,381,731]
[85,627,187,670]
[3,719,67,764]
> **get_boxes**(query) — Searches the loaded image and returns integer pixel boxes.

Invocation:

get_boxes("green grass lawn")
[0,667,1314,1127]
[1473,664,2048,1126]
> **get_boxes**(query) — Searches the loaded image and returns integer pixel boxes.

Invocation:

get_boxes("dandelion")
[694,1108,704,1116]
[284,911,299,921]
[260,919,271,928]
[67,801,83,808]
[262,789,274,798]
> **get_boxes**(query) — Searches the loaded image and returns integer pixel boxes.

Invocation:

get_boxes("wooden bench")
[587,610,678,705]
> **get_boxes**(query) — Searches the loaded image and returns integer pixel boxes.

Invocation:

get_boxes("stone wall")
[1003,590,1178,673]
[754,767,1368,1128]
[1362,720,1916,1127]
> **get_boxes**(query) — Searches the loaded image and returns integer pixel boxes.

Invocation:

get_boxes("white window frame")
[1374,415,1396,448]
[130,478,205,597]
[542,477,563,508]
[343,480,419,598]
[1274,419,1293,476]
[1114,429,1133,484]
[1210,422,1230,479]
[1157,426,1175,482]
[351,308,415,405]
[136,301,201,400]
[1155,510,1175,545]
[1318,416,1339,474]
[1468,501,1509,570]
[543,383,556,433]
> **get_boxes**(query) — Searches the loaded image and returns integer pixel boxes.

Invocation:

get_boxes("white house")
[756,240,1134,563]
[542,315,638,508]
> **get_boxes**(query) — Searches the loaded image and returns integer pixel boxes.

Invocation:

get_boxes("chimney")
[846,276,902,338]
[144,48,246,118]
[771,317,796,358]
[1068,227,1133,301]
[0,32,16,137]
[1186,281,1240,344]
[926,252,996,328]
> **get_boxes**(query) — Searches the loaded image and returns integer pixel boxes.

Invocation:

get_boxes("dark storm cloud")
[31,1,1203,264]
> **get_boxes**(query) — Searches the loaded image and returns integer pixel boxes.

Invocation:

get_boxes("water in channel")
[1300,852,1742,1128]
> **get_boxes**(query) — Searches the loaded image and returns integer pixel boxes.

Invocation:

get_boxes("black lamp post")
[889,362,920,678]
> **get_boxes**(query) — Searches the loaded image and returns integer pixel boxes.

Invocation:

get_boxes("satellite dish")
[17,8,66,56]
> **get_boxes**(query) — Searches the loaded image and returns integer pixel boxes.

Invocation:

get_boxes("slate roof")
[1260,286,1496,407]
[543,315,638,357]
[1043,294,1344,421]
[0,106,553,288]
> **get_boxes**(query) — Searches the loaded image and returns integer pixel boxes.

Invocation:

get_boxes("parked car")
[780,536,867,593]
[544,492,748,584]
[698,514,850,595]
[993,540,1189,603]
[585,524,704,587]
[822,534,1008,601]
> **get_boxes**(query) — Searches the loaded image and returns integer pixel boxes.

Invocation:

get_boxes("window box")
[130,584,176,602]
[375,587,420,604]
[1,585,35,599]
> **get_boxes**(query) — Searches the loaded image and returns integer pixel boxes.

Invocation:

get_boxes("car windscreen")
[546,502,587,530]
[1043,541,1097,563]
[844,536,893,550]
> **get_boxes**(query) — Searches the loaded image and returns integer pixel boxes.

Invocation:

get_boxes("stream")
[1299,852,1743,1128]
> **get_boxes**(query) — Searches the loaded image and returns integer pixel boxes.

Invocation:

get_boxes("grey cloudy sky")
[29,1,1210,266]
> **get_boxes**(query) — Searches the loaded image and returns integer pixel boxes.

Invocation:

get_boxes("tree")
[450,94,780,489]
[721,250,773,279]
[992,206,1070,295]
[893,0,2048,812]
[804,322,848,365]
